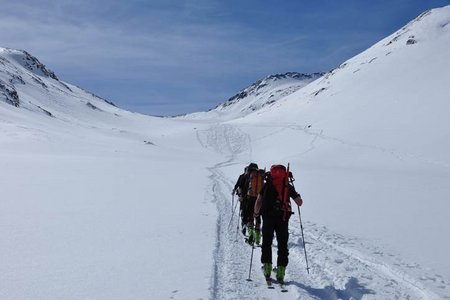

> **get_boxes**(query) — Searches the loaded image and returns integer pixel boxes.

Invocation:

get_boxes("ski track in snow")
[287,124,450,170]
[198,123,449,299]
[246,122,450,170]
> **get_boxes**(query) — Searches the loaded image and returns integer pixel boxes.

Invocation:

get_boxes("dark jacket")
[259,182,299,219]
[234,173,248,196]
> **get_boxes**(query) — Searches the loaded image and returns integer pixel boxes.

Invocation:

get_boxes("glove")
[293,196,303,207]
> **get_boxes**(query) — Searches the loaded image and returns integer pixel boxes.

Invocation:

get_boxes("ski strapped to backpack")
[247,168,265,197]
[269,163,294,221]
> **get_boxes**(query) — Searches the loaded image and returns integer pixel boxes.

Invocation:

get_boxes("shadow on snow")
[288,277,375,300]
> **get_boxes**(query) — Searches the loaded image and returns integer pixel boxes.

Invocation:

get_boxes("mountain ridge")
[215,71,324,110]
[0,47,125,126]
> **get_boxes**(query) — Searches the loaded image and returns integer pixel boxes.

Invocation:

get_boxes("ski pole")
[235,207,241,242]
[246,243,255,281]
[228,196,239,230]
[232,193,234,213]
[290,176,310,274]
[297,205,310,274]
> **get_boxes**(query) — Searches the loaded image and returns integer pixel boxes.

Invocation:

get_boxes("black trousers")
[261,216,289,267]
[244,196,257,224]
[240,196,247,225]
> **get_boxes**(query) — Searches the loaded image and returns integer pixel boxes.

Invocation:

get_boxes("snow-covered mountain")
[213,72,324,112]
[186,71,324,120]
[0,47,127,125]
[1,5,450,300]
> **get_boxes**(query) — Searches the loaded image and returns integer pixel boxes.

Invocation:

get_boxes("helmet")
[248,162,258,171]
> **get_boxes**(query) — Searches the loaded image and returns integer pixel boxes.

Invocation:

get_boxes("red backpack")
[270,164,292,219]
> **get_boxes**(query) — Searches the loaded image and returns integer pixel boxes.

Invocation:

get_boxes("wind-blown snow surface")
[1,5,450,300]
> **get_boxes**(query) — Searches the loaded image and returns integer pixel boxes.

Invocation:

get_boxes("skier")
[232,165,250,234]
[240,163,259,235]
[254,164,303,284]
[232,167,247,198]
[244,165,265,246]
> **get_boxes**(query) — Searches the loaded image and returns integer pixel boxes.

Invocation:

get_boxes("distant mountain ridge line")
[216,72,325,109]
[209,71,325,115]
[0,47,117,110]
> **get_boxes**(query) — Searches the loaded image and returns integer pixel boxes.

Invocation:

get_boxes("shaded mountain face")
[0,48,59,107]
[3,48,59,80]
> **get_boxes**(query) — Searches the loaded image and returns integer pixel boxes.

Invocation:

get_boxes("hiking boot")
[263,263,272,279]
[255,229,261,245]
[276,265,286,283]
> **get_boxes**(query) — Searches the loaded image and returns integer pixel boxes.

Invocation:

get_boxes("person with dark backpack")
[232,166,249,233]
[254,164,303,284]
[232,167,248,200]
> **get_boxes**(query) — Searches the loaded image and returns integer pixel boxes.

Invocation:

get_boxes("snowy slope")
[2,5,450,300]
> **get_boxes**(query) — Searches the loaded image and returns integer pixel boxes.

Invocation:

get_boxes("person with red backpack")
[254,164,303,284]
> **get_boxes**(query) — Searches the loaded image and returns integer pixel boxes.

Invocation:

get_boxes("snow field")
[202,122,450,299]
[0,119,221,299]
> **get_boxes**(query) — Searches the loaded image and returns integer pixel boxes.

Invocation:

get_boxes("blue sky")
[1,0,449,116]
